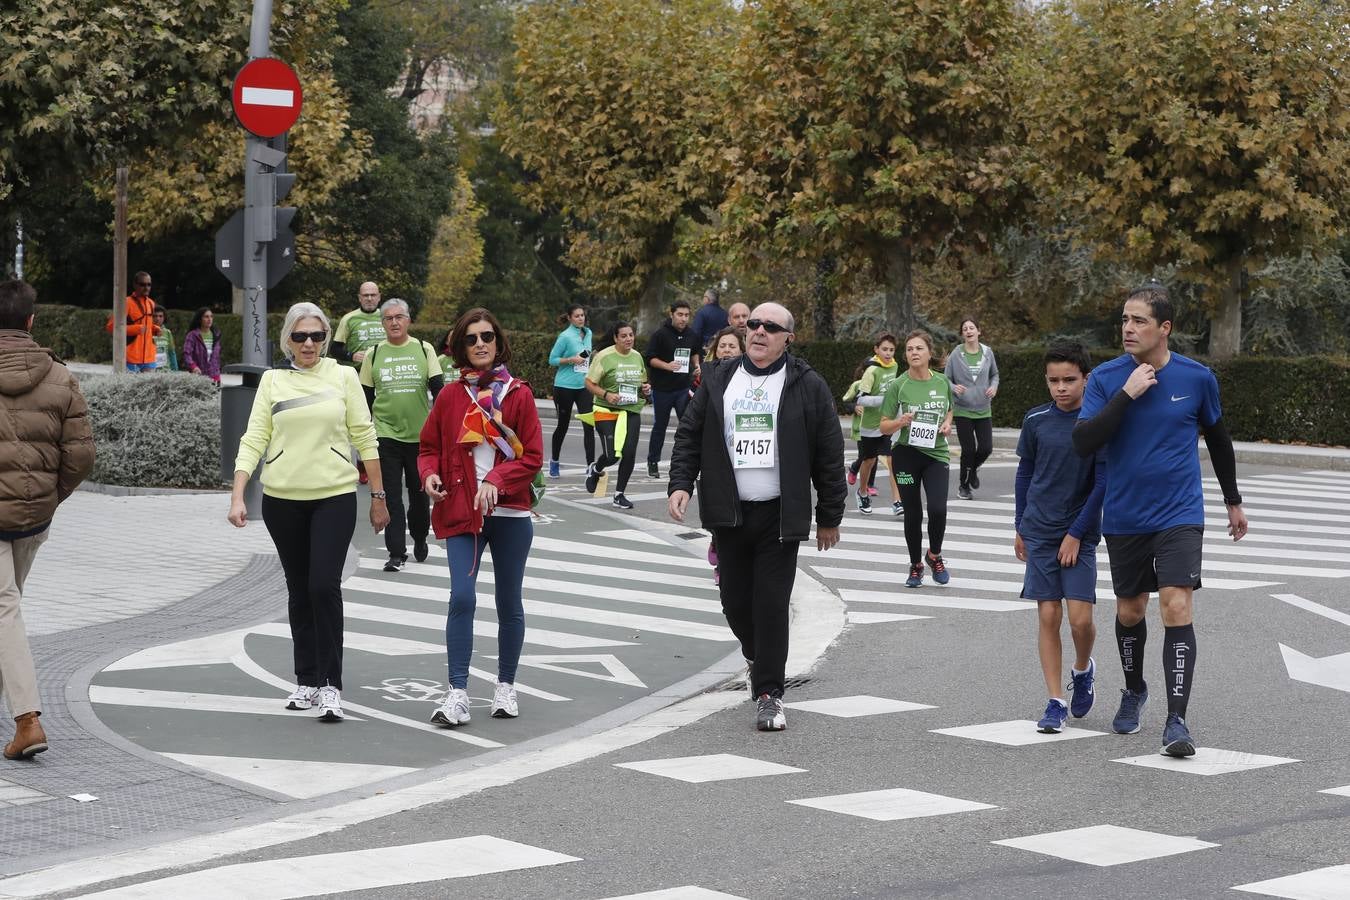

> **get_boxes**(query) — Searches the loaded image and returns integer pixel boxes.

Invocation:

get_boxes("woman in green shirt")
[945,317,999,500]
[582,321,651,510]
[881,330,955,589]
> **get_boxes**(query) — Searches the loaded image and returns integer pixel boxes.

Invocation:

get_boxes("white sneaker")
[491,682,519,718]
[431,688,471,727]
[285,685,319,710]
[316,685,344,722]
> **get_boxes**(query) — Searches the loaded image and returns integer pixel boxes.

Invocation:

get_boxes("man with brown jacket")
[0,280,95,759]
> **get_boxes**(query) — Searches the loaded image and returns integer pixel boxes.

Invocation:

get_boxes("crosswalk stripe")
[358,560,723,613]
[581,489,672,504]
[811,566,1116,601]
[840,589,1034,611]
[945,497,1350,527]
[424,537,709,570]
[344,600,636,649]
[1200,482,1350,507]
[806,547,1284,588]
[88,686,364,719]
[1214,477,1350,499]
[345,578,734,642]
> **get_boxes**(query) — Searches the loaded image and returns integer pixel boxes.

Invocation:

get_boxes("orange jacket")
[105,295,160,365]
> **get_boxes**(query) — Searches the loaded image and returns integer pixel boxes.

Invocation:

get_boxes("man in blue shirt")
[1074,284,1248,757]
[690,288,728,350]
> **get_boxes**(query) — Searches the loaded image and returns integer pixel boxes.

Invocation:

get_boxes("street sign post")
[231,58,303,138]
[214,208,296,290]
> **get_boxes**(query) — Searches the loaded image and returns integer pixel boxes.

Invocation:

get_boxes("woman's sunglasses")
[290,331,327,344]
[746,318,789,335]
[465,331,497,346]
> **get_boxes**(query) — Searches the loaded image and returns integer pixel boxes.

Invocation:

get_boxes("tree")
[422,170,486,322]
[1020,0,1350,358]
[715,0,1024,336]
[499,0,738,331]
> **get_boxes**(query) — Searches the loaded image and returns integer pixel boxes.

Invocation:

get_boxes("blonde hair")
[280,302,333,361]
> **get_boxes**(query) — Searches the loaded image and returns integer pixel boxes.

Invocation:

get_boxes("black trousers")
[647,387,690,465]
[890,444,950,566]
[262,492,356,690]
[551,386,595,463]
[954,416,993,487]
[595,411,640,493]
[713,499,800,697]
[379,437,429,560]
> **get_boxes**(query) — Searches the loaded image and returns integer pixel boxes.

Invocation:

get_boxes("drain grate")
[677,531,707,540]
[719,676,813,692]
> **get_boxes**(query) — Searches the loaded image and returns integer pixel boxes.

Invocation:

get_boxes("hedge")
[37,305,1350,446]
[82,372,223,488]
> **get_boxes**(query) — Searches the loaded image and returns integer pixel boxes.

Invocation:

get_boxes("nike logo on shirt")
[1171,395,1190,402]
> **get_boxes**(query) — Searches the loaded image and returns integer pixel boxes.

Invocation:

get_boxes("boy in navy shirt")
[1073,284,1248,757]
[1015,342,1105,733]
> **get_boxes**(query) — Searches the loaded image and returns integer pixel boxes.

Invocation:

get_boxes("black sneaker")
[857,492,872,515]
[969,469,980,490]
[612,493,634,510]
[383,556,406,572]
[584,463,600,494]
[755,693,786,731]
[957,484,973,500]
[647,462,660,478]
[413,539,429,563]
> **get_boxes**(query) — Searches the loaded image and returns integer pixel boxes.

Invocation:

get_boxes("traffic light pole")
[242,0,275,369]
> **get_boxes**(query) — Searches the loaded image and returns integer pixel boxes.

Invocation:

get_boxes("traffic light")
[217,132,298,290]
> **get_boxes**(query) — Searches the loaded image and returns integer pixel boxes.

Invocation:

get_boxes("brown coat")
[0,330,95,533]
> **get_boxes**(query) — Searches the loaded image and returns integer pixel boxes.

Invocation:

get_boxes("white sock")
[1050,697,1067,707]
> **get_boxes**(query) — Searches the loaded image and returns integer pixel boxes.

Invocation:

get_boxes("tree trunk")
[880,238,917,336]
[111,166,129,373]
[1209,256,1243,360]
[812,255,836,340]
[635,265,667,336]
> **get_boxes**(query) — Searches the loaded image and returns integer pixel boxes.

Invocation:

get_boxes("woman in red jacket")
[419,308,543,728]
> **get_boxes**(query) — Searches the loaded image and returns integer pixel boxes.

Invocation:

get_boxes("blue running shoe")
[1069,657,1096,718]
[1037,698,1068,734]
[1162,713,1196,757]
[925,549,950,585]
[548,459,560,478]
[905,563,924,588]
[1111,685,1148,734]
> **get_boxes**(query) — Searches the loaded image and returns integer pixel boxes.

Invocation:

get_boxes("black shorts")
[858,435,892,460]
[1104,525,1204,597]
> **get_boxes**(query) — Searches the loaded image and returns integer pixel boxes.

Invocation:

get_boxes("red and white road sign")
[232,58,303,138]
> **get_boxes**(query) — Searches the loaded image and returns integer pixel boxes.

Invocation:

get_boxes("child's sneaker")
[1069,658,1096,718]
[1037,698,1069,733]
[925,549,950,585]
[857,492,872,515]
[905,563,924,588]
[892,501,903,517]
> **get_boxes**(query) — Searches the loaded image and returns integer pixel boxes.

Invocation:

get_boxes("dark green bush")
[82,371,224,488]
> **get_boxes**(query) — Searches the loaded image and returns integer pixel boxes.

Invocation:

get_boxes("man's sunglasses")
[290,331,327,344]
[746,318,789,335]
[465,331,497,346]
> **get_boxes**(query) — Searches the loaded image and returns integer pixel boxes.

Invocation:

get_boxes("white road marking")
[1272,593,1350,628]
[343,600,636,649]
[425,537,709,570]
[598,889,748,900]
[1112,748,1298,776]
[839,589,1034,612]
[788,787,997,821]
[73,835,579,899]
[783,695,935,717]
[587,528,676,545]
[510,654,646,688]
[615,753,805,783]
[88,686,359,719]
[161,754,418,800]
[846,611,931,624]
[930,720,1106,746]
[993,824,1217,867]
[1233,864,1350,899]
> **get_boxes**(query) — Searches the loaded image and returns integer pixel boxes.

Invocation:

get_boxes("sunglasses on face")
[290,331,327,344]
[746,318,789,335]
[465,331,497,346]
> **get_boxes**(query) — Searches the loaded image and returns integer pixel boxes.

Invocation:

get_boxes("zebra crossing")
[86,502,735,800]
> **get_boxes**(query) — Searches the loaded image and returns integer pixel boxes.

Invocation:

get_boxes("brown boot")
[3,712,48,760]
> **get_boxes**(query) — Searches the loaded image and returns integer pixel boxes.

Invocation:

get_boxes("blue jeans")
[444,515,533,690]
[647,387,690,465]
[126,362,157,372]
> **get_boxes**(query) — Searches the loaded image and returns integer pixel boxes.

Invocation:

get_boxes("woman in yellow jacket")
[227,302,390,723]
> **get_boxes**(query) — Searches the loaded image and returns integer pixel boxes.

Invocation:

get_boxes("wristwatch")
[369,490,387,500]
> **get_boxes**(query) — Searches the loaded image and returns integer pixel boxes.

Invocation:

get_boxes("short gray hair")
[380,298,410,318]
[280,302,332,361]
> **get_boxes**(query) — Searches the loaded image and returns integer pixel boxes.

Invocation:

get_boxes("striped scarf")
[457,364,524,460]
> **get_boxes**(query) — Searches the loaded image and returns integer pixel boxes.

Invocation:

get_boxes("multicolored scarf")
[457,364,524,460]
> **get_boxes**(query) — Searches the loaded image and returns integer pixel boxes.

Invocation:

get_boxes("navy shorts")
[1104,525,1204,597]
[1020,537,1098,603]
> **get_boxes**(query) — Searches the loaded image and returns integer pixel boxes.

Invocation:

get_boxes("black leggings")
[954,416,993,486]
[890,444,949,566]
[595,410,640,493]
[552,386,595,464]
[262,492,356,690]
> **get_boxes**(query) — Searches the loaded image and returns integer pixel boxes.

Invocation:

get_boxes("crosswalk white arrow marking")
[509,654,646,687]
[1279,644,1350,694]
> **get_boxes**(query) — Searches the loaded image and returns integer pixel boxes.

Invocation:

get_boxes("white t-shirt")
[723,361,787,502]
[474,442,531,519]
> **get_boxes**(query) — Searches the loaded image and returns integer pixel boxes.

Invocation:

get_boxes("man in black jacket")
[645,299,702,478]
[667,302,845,732]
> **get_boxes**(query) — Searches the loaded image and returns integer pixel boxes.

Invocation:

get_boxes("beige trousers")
[0,530,48,718]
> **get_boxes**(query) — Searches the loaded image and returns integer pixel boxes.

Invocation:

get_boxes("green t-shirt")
[153,328,177,370]
[587,346,647,413]
[857,361,900,434]
[334,309,386,363]
[954,348,992,420]
[437,355,461,383]
[358,339,443,442]
[881,371,953,462]
[843,378,864,441]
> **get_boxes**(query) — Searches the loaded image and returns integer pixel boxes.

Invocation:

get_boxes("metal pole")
[242,0,274,369]
[112,166,129,373]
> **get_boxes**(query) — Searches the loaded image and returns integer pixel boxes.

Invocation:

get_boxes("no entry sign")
[232,58,303,138]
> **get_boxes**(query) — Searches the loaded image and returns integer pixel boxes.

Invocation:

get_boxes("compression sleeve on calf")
[1201,417,1242,504]
[1014,456,1033,532]
[1068,456,1108,540]
[1072,389,1133,457]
